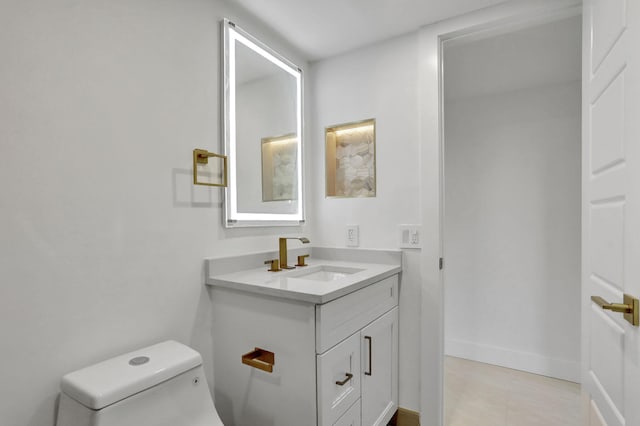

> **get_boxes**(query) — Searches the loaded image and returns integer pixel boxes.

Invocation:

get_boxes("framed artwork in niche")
[261,134,298,202]
[325,118,376,198]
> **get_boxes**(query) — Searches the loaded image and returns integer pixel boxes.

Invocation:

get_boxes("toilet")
[56,340,224,426]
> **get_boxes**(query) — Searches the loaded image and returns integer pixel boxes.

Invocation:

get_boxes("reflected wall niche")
[262,133,297,202]
[326,119,376,198]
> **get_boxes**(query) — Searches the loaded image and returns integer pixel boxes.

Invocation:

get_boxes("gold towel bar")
[193,148,227,187]
[241,348,275,373]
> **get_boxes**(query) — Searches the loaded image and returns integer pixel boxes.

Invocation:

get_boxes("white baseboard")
[445,339,580,383]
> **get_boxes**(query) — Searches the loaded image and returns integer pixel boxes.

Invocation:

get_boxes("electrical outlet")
[398,225,422,248]
[346,225,359,247]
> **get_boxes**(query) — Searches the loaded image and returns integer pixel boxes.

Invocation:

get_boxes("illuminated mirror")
[222,19,304,227]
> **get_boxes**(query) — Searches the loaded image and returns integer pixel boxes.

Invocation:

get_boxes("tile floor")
[444,356,582,426]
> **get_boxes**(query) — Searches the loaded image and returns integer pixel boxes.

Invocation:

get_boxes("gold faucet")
[279,237,310,269]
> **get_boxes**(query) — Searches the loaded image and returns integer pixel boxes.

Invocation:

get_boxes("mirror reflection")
[223,20,303,227]
[261,134,297,202]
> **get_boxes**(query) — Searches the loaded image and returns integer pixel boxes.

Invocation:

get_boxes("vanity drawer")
[316,275,398,354]
[317,332,361,426]
[334,399,361,426]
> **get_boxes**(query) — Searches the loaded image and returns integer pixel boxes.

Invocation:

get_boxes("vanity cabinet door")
[211,288,317,426]
[317,332,361,426]
[361,307,398,426]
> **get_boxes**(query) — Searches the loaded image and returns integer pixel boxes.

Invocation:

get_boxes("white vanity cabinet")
[318,307,398,426]
[211,274,399,426]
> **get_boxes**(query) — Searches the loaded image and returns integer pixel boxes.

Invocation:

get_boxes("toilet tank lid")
[60,340,203,410]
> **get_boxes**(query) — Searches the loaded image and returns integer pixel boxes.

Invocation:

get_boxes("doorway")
[441,15,582,426]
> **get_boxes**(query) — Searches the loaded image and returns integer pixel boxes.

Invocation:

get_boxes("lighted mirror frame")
[222,19,304,227]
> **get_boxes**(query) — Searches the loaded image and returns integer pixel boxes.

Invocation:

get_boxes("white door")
[361,307,398,426]
[583,1,640,425]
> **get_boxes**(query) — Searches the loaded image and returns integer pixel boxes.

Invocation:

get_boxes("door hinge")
[439,257,444,270]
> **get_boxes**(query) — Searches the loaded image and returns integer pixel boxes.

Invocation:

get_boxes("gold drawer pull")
[335,373,353,386]
[241,348,275,373]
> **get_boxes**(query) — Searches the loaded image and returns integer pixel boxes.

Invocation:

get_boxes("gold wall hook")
[591,294,639,326]
[193,149,228,187]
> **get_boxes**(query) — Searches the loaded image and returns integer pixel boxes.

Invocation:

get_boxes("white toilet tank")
[56,340,223,426]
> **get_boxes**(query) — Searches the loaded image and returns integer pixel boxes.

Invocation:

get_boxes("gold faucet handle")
[296,254,309,267]
[264,259,282,272]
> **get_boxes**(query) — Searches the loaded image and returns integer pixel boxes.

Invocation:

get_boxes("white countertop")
[206,258,401,304]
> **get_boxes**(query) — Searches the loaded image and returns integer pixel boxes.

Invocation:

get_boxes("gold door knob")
[591,294,639,326]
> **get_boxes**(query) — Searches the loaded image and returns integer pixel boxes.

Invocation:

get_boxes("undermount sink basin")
[289,265,364,281]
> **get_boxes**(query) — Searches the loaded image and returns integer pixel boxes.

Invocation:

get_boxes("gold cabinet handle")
[335,373,353,386]
[591,294,639,326]
[364,336,372,376]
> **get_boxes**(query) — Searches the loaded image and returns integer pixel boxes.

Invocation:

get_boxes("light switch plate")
[346,225,359,247]
[399,225,422,248]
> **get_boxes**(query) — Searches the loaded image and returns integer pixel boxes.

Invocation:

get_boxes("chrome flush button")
[129,356,150,366]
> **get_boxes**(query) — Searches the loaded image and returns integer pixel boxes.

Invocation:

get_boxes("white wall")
[0,1,309,425]
[417,2,582,425]
[444,83,582,380]
[310,34,422,411]
[442,17,582,382]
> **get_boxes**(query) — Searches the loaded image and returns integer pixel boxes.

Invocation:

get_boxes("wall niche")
[325,119,376,198]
